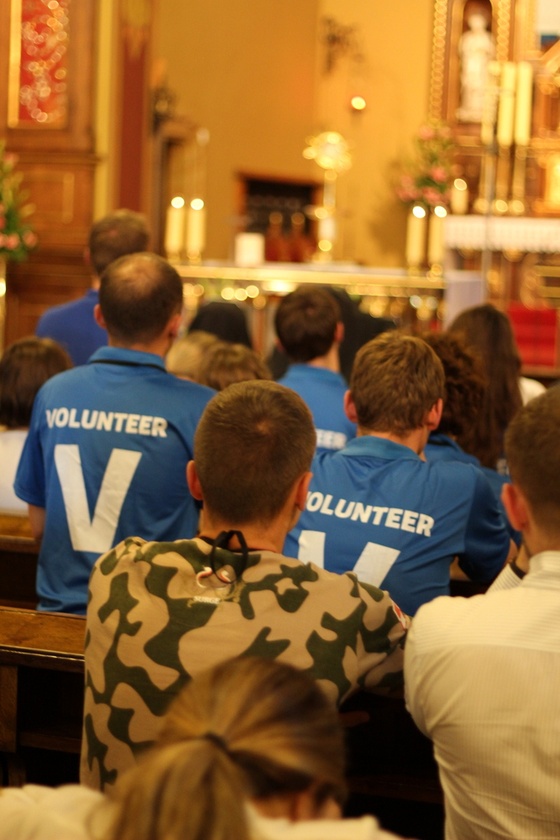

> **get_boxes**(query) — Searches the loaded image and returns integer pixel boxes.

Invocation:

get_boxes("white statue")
[457,12,495,122]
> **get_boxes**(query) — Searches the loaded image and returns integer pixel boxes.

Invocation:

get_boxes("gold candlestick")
[491,146,511,215]
[509,146,528,216]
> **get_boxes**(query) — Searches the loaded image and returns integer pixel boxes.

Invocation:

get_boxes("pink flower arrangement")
[396,121,454,210]
[0,141,37,262]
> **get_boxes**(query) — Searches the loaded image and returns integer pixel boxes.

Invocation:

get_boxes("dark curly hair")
[422,331,487,440]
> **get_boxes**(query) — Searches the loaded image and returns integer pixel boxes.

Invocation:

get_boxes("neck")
[197,515,289,555]
[107,337,169,359]
[308,343,340,373]
[358,426,427,456]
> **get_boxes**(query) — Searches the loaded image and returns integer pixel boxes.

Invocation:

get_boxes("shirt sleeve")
[354,577,410,696]
[456,468,510,582]
[403,614,428,735]
[13,392,47,507]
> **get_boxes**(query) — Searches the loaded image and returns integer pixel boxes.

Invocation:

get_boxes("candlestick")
[514,61,533,146]
[164,197,186,259]
[405,205,427,270]
[481,61,501,147]
[509,146,528,215]
[491,147,511,214]
[497,62,516,148]
[186,198,206,262]
[428,206,447,268]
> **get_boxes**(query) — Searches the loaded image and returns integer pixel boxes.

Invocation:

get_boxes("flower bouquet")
[396,122,454,210]
[0,141,37,262]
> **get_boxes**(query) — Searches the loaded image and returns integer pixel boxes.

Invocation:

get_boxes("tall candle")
[164,199,186,258]
[514,61,533,146]
[405,205,427,268]
[497,62,516,147]
[428,207,447,266]
[450,179,469,215]
[186,199,206,258]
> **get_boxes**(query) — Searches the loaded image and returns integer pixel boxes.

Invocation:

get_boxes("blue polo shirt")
[14,346,214,614]
[36,289,107,366]
[278,364,356,452]
[284,435,510,615]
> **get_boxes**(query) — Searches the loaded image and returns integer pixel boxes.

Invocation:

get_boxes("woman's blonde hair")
[104,657,346,840]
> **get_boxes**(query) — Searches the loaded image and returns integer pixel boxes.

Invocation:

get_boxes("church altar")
[176,261,447,353]
[445,216,560,253]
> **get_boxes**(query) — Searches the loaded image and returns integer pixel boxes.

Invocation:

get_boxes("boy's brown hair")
[350,332,445,435]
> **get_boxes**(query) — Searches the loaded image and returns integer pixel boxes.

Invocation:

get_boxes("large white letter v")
[54,444,142,554]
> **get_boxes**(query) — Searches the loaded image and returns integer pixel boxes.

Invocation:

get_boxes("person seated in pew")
[275,287,356,453]
[81,380,408,790]
[0,337,72,536]
[0,658,408,840]
[405,386,560,840]
[195,340,272,391]
[166,330,219,381]
[284,332,517,616]
[14,253,214,615]
[422,331,520,546]
[35,209,150,366]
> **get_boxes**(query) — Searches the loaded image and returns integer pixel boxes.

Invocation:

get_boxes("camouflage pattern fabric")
[81,536,409,791]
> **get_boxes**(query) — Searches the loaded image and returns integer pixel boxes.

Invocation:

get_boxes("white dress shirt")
[405,552,560,840]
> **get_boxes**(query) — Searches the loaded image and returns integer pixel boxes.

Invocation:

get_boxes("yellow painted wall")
[154,0,434,266]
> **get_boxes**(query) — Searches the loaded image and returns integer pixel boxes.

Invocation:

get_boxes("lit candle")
[318,214,337,244]
[514,61,533,146]
[405,204,427,268]
[428,206,447,266]
[497,62,516,147]
[450,179,469,215]
[186,198,206,259]
[164,197,186,258]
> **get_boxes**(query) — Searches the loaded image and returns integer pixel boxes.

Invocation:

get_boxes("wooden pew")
[0,606,85,785]
[0,534,39,609]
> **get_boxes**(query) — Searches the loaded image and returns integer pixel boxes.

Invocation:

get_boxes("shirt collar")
[88,345,166,370]
[339,434,421,462]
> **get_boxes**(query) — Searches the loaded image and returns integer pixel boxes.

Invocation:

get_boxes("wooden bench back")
[0,605,86,785]
[0,534,39,609]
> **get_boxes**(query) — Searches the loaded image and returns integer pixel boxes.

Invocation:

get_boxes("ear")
[294,471,313,512]
[425,398,443,431]
[344,390,358,424]
[94,304,106,329]
[334,321,344,344]
[275,337,286,353]
[501,482,529,533]
[167,312,182,340]
[186,460,204,501]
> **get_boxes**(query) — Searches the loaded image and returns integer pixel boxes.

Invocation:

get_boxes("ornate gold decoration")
[8,0,70,128]
[429,0,448,120]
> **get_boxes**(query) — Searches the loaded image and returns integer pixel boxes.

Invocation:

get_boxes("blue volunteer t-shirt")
[278,364,356,452]
[14,346,214,614]
[284,436,510,615]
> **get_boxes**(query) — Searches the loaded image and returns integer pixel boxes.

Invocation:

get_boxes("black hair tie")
[201,731,229,754]
[209,529,250,581]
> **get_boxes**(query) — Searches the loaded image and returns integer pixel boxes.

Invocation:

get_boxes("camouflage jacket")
[80,536,409,790]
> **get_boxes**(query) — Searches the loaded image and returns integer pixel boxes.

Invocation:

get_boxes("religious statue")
[457,12,495,123]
